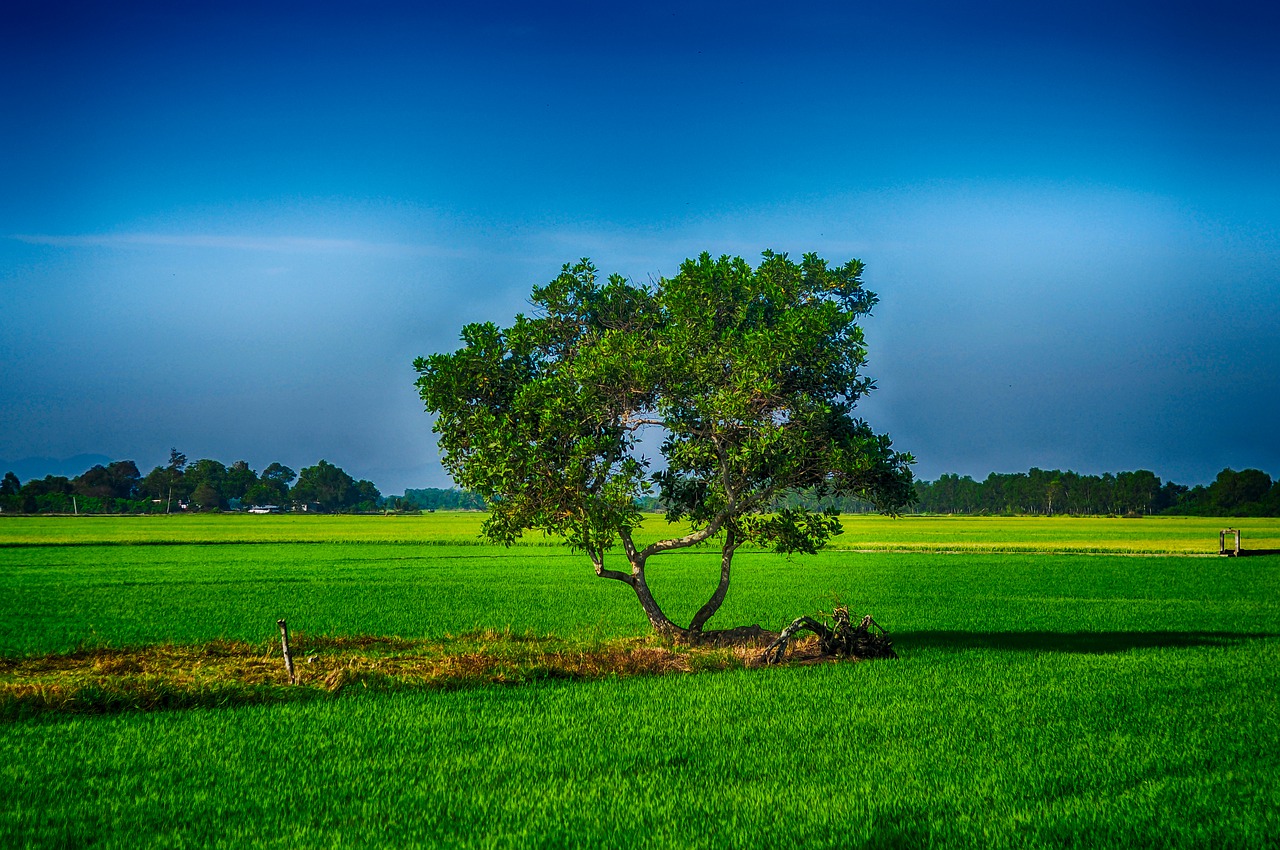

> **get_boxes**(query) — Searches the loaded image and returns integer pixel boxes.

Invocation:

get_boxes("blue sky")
[2,0,1278,493]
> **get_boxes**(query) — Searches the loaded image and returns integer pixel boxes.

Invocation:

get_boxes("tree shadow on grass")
[894,630,1280,654]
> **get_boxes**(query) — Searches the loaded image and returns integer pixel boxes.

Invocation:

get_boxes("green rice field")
[1,514,1278,848]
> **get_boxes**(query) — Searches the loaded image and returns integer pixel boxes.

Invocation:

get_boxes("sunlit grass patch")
[5,514,1280,554]
[827,515,1280,554]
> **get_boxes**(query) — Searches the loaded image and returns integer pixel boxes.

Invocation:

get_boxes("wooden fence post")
[277,619,296,684]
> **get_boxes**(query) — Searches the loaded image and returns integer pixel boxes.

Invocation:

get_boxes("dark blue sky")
[3,0,1278,493]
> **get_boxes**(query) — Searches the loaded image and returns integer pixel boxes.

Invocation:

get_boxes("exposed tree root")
[760,606,897,664]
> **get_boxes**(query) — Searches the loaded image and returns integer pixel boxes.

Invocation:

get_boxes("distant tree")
[1264,482,1280,516]
[73,465,115,499]
[184,460,229,510]
[13,475,72,513]
[140,466,170,501]
[73,461,141,502]
[1152,481,1185,513]
[262,463,296,488]
[352,479,381,511]
[243,463,296,507]
[0,472,20,514]
[190,483,222,511]
[1045,475,1063,516]
[913,467,1194,516]
[110,460,142,498]
[1208,468,1273,515]
[224,461,258,502]
[384,495,420,513]
[292,460,358,511]
[242,485,273,507]
[263,465,295,499]
[403,488,487,511]
[1117,469,1161,514]
[416,251,914,640]
[146,448,190,512]
[20,475,73,497]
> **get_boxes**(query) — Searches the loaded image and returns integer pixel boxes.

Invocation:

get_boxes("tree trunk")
[628,561,687,639]
[687,527,737,634]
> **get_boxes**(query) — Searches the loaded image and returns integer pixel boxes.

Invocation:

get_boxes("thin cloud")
[7,232,452,257]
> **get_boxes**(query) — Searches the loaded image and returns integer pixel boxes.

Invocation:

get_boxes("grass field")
[4,511,1279,552]
[2,514,1278,848]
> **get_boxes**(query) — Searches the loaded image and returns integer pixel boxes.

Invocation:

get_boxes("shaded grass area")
[0,631,762,719]
[3,642,1277,849]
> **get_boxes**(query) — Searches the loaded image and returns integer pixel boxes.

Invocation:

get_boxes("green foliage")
[19,475,73,497]
[1192,467,1278,516]
[224,460,258,501]
[243,463,295,507]
[416,251,914,631]
[911,466,1274,516]
[291,460,380,512]
[72,461,141,500]
[184,459,229,510]
[2,453,378,514]
[402,487,486,511]
[739,507,844,555]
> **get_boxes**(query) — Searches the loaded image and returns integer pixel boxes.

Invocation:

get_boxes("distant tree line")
[292,468,1280,518]
[401,488,487,511]
[6,458,1275,518]
[0,450,380,514]
[911,467,1280,517]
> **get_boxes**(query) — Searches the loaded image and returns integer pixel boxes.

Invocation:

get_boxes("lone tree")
[415,251,914,641]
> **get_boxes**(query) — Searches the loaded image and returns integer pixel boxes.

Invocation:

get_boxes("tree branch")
[619,416,667,431]
[637,516,724,560]
[618,527,640,563]
[593,560,635,584]
[585,535,633,585]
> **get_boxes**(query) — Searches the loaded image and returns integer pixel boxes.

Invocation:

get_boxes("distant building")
[247,505,281,514]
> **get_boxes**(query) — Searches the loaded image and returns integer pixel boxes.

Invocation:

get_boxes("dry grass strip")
[0,631,817,718]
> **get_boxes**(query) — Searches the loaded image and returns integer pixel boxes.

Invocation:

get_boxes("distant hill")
[0,454,114,484]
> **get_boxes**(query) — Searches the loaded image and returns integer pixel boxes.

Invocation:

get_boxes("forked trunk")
[687,527,737,634]
[628,561,687,639]
[595,525,742,642]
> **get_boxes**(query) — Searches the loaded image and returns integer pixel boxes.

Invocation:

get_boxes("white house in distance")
[247,505,281,514]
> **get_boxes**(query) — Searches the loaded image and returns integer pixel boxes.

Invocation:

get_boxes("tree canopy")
[0,453,378,514]
[291,460,381,512]
[416,251,915,638]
